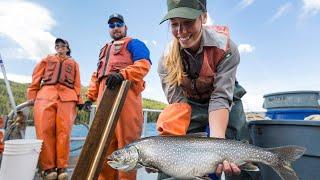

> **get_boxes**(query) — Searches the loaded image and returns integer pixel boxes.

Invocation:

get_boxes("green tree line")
[0,79,167,123]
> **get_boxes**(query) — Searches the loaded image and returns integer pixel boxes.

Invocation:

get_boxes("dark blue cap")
[108,13,124,24]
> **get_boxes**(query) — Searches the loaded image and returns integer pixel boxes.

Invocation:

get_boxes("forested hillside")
[0,80,28,115]
[0,79,167,122]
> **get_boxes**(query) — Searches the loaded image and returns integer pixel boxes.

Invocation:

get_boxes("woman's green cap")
[160,0,206,24]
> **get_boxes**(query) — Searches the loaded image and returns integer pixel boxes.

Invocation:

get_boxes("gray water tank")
[248,120,320,180]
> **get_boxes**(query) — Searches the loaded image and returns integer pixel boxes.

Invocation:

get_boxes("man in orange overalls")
[85,13,151,180]
[27,38,83,180]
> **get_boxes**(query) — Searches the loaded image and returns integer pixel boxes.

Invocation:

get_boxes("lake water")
[72,122,158,155]
[26,123,158,156]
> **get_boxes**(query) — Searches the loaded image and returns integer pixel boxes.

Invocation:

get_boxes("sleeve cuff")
[209,97,232,112]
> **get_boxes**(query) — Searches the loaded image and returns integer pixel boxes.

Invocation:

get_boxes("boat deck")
[33,168,158,180]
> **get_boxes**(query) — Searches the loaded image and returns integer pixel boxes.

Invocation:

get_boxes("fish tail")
[268,146,306,180]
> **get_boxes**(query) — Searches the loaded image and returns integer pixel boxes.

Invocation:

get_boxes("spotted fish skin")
[108,136,306,180]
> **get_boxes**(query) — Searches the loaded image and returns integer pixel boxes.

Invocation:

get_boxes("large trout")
[107,135,306,180]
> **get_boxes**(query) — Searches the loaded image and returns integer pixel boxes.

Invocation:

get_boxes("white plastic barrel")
[0,139,42,180]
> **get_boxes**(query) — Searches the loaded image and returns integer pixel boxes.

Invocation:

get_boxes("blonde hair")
[163,38,186,86]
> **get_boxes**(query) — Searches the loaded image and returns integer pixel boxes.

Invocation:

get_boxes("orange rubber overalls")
[27,54,83,171]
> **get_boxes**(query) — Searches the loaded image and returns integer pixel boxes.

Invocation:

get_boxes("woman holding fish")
[157,0,248,178]
[107,1,305,180]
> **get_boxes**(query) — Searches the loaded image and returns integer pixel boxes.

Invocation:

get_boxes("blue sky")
[0,0,320,111]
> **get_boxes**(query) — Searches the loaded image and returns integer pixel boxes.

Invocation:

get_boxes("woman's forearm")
[209,108,229,138]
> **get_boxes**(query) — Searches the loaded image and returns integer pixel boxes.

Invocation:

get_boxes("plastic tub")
[4,139,43,145]
[0,139,43,180]
[248,120,320,180]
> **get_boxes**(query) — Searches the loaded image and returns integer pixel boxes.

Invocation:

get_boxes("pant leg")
[226,82,249,141]
[116,90,143,180]
[226,100,249,141]
[34,99,57,170]
[98,89,143,180]
[56,100,76,168]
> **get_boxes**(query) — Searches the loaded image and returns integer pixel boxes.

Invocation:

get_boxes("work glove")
[83,100,93,111]
[105,73,124,90]
[77,104,84,110]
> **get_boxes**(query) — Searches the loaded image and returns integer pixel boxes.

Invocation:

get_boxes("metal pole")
[0,53,17,116]
[142,111,148,137]
[89,105,97,127]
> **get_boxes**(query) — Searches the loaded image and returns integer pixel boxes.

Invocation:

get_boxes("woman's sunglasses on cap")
[109,22,125,29]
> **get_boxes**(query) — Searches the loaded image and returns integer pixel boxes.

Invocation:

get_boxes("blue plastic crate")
[266,108,320,120]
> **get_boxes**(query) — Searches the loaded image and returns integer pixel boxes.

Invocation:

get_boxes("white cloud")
[0,0,56,62]
[0,73,31,84]
[237,0,255,10]
[270,3,293,22]
[242,94,265,112]
[0,48,29,60]
[301,0,320,17]
[239,83,267,112]
[238,44,255,54]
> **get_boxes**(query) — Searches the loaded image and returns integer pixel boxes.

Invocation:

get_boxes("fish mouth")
[107,155,120,167]
[107,160,131,171]
[107,155,124,169]
[107,160,120,168]
[107,160,115,165]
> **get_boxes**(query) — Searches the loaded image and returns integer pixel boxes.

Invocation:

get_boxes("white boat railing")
[4,103,163,144]
[88,105,163,137]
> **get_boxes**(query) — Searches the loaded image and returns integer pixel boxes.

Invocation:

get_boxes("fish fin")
[268,146,306,180]
[239,162,260,172]
[195,176,212,180]
[186,132,208,137]
[268,146,306,162]
[270,163,298,180]
[144,166,160,173]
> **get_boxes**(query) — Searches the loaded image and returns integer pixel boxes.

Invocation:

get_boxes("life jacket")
[41,55,77,89]
[180,26,231,102]
[96,37,133,81]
